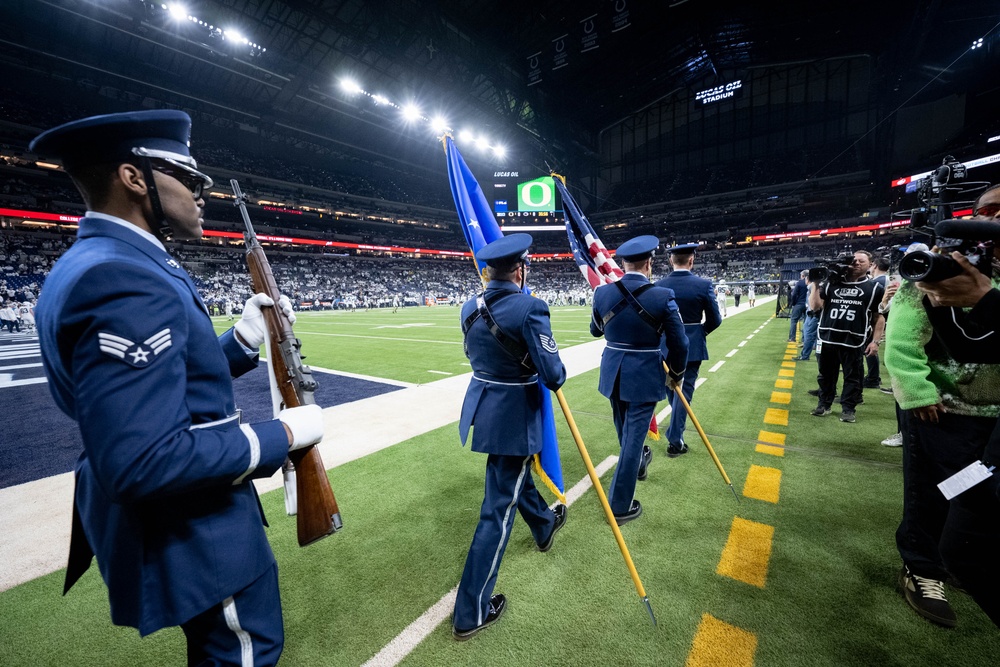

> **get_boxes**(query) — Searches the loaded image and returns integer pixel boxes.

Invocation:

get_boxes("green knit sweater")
[884,280,1000,417]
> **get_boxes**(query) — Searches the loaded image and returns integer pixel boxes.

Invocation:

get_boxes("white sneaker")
[882,432,903,447]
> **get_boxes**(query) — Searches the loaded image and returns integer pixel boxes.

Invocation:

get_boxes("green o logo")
[517,177,555,211]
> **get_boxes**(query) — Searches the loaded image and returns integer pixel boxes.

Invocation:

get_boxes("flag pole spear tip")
[642,596,657,626]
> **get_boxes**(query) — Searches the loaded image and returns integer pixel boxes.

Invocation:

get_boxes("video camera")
[808,253,855,284]
[897,155,996,282]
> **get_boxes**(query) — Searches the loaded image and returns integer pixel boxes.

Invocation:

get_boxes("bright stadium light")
[459,129,474,142]
[491,144,506,158]
[165,3,187,21]
[371,93,390,106]
[430,116,449,133]
[401,104,422,122]
[224,29,247,44]
[474,136,489,150]
[341,78,363,95]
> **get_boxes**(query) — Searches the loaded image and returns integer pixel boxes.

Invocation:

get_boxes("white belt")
[606,344,661,353]
[472,375,538,386]
[190,413,241,430]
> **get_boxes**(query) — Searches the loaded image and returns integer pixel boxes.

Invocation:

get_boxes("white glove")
[279,404,325,451]
[234,293,296,348]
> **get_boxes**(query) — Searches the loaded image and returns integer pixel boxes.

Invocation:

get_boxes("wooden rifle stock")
[231,179,343,546]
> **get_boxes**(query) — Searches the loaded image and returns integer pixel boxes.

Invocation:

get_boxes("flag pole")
[663,363,740,503]
[554,388,657,626]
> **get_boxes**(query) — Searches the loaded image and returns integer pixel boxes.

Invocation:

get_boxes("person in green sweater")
[885,226,1000,629]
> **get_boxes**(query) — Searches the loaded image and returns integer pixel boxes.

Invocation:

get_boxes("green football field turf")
[2,299,998,665]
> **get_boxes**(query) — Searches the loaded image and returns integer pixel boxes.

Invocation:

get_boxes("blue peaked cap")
[29,110,208,185]
[666,242,700,254]
[476,233,533,268]
[615,235,660,261]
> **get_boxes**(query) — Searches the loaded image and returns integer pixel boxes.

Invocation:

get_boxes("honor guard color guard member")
[454,233,568,640]
[591,235,688,525]
[655,243,722,457]
[30,110,325,665]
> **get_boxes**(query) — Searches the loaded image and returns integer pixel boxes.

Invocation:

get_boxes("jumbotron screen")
[493,170,563,229]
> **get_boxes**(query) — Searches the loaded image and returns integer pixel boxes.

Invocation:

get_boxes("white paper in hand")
[937,461,994,500]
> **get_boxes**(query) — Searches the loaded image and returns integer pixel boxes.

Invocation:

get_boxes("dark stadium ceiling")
[0,0,997,180]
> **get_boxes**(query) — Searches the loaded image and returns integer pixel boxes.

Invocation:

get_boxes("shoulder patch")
[98,328,172,368]
[539,333,558,353]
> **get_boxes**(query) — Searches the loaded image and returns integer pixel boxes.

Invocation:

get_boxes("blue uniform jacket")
[590,273,689,402]
[654,270,721,361]
[459,280,566,456]
[36,217,289,636]
[790,279,808,307]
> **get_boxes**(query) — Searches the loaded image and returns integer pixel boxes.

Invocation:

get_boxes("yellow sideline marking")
[769,391,791,405]
[783,354,794,360]
[763,408,788,426]
[758,431,785,445]
[684,614,757,667]
[778,369,794,377]
[743,465,782,503]
[774,378,793,389]
[756,444,785,456]
[780,361,796,368]
[717,517,774,587]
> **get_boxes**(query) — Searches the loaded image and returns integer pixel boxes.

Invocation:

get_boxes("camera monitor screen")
[493,171,563,229]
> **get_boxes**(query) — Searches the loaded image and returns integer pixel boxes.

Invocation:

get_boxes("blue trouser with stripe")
[666,360,702,445]
[181,562,283,667]
[454,454,556,631]
[608,397,657,515]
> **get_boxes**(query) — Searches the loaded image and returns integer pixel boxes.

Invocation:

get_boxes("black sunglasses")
[151,160,207,199]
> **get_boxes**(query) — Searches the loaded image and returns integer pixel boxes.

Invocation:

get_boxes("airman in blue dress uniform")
[655,243,722,457]
[454,233,568,640]
[30,110,325,666]
[591,235,688,524]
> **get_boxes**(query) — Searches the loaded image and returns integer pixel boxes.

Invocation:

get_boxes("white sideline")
[360,455,619,667]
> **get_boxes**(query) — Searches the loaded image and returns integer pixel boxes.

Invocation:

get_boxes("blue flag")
[444,136,565,502]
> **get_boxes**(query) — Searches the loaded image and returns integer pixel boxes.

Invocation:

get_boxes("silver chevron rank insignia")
[98,328,172,368]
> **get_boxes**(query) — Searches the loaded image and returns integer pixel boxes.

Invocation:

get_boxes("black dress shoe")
[637,445,653,480]
[808,389,820,397]
[539,504,567,552]
[667,442,688,458]
[613,500,643,526]
[453,594,507,640]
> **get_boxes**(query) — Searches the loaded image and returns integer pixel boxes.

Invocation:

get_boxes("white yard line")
[360,455,619,667]
[0,362,43,371]
[0,376,47,388]
[427,370,452,375]
[725,349,738,358]
[307,366,416,388]
[737,340,747,347]
[708,360,725,373]
[294,331,463,345]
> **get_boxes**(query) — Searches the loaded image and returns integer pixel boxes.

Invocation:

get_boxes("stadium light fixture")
[491,144,506,158]
[165,3,187,21]
[459,129,474,142]
[972,37,984,50]
[402,104,422,122]
[474,136,489,151]
[430,116,449,133]
[224,29,247,44]
[371,94,390,106]
[341,78,363,95]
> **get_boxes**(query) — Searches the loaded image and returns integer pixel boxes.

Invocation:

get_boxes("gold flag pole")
[663,363,740,503]
[554,389,657,626]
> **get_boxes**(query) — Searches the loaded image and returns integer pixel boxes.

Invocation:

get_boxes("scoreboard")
[493,171,563,229]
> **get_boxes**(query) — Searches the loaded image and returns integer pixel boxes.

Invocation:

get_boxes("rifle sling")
[603,282,663,335]
[463,290,535,372]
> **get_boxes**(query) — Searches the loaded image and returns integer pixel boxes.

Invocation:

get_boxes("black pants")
[897,411,994,582]
[865,351,880,385]
[939,415,1000,628]
[816,344,863,409]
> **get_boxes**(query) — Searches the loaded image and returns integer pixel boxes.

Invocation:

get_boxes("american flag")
[556,176,624,288]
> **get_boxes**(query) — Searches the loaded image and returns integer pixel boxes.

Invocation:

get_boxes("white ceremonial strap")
[937,460,994,500]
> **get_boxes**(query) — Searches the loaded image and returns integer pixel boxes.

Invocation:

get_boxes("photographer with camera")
[808,251,885,423]
[884,184,1000,628]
